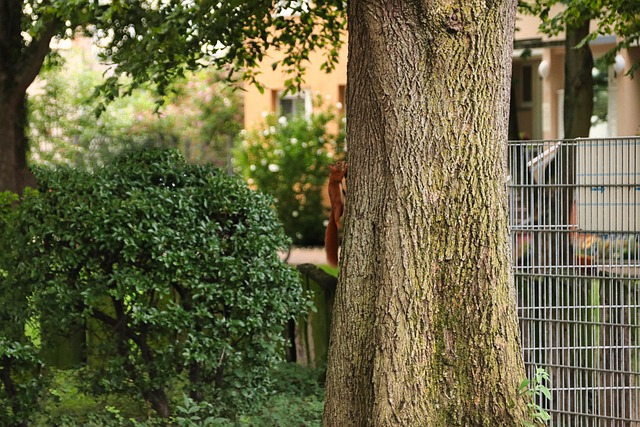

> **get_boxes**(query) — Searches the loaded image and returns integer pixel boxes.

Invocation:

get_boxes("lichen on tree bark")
[323,1,530,425]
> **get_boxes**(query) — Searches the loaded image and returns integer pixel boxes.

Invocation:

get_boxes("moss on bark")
[323,0,530,425]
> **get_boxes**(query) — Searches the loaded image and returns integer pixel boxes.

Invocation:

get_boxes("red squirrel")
[325,161,347,267]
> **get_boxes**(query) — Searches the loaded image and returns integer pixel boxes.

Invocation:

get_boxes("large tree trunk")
[0,2,57,194]
[323,1,530,425]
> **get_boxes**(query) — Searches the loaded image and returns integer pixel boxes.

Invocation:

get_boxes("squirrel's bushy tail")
[324,161,346,267]
[325,216,339,267]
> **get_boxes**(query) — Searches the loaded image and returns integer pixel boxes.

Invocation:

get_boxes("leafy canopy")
[87,0,347,107]
[28,44,243,170]
[520,0,640,73]
[12,1,345,115]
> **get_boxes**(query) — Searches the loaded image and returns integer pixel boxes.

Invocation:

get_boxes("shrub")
[37,363,324,426]
[234,362,325,426]
[234,106,345,246]
[10,149,309,419]
[28,44,242,171]
[0,191,49,427]
[0,339,47,427]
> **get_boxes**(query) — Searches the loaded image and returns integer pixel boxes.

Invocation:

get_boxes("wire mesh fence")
[509,137,640,426]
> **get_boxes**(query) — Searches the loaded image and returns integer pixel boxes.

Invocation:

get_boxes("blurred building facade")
[244,10,640,140]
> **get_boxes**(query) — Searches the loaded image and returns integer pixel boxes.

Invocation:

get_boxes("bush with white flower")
[235,105,345,246]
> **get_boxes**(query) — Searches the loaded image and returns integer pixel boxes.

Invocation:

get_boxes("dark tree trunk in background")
[559,18,593,263]
[563,19,594,218]
[0,94,35,193]
[323,0,530,425]
[541,18,595,418]
[0,1,57,194]
[564,19,594,140]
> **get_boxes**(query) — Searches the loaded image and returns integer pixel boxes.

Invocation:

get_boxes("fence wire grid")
[509,137,640,426]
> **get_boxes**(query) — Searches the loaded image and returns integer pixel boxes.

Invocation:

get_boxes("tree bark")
[144,389,172,419]
[545,19,593,268]
[323,1,530,425]
[563,19,594,140]
[0,1,57,193]
[508,84,520,141]
[562,17,593,244]
[0,94,36,194]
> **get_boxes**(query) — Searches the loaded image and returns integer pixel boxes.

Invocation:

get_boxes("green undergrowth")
[36,363,325,427]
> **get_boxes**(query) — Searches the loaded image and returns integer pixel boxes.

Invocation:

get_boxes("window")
[338,84,346,114]
[521,64,533,106]
[277,90,312,119]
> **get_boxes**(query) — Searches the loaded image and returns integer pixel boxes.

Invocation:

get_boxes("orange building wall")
[616,46,640,136]
[243,39,348,130]
[243,15,640,140]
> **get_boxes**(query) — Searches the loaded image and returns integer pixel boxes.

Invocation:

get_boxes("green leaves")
[518,367,552,426]
[520,0,640,75]
[7,149,309,417]
[82,0,346,100]
[234,102,346,245]
[29,42,243,171]
[0,338,48,426]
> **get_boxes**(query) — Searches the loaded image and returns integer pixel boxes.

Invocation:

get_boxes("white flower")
[261,159,268,166]
[249,164,256,171]
[261,111,269,118]
[268,164,280,172]
[302,142,308,148]
[290,137,298,145]
[263,129,270,136]
[278,116,288,126]
[336,102,343,110]
[269,126,276,134]
[274,149,283,156]
[292,211,299,217]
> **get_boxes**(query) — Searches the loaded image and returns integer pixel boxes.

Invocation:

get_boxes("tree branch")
[13,19,60,99]
[0,358,17,401]
[89,307,118,327]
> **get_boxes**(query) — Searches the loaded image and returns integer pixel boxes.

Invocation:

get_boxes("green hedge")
[2,149,311,421]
